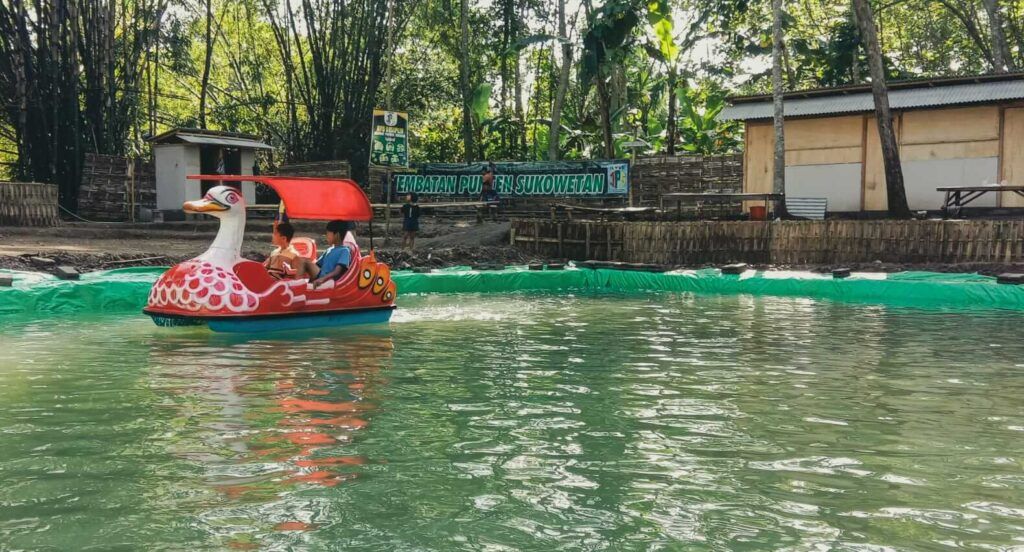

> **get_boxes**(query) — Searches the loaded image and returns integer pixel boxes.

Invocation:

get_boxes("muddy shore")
[0,220,537,274]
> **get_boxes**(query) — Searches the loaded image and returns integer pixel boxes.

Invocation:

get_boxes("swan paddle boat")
[143,175,396,333]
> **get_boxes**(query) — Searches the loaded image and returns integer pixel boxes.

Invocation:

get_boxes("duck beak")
[183,199,228,213]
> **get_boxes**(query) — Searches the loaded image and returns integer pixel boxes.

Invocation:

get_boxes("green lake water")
[2,292,1024,550]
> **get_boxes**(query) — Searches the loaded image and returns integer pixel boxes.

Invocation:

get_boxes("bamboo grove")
[1,0,1022,209]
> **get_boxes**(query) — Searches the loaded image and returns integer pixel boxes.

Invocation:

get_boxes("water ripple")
[1,294,1024,549]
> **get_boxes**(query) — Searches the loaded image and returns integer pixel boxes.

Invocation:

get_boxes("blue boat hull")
[147,306,394,333]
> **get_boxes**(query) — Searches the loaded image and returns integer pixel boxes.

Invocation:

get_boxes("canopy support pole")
[384,168,392,245]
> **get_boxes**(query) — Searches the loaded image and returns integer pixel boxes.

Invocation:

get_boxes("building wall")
[1000,107,1024,207]
[744,116,865,212]
[240,149,257,205]
[899,106,999,210]
[744,104,1015,212]
[783,116,863,211]
[155,144,258,210]
[155,144,200,211]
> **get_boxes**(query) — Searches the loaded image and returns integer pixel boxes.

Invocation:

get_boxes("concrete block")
[997,273,1024,285]
[832,268,852,279]
[0,276,13,287]
[721,263,748,275]
[54,266,80,280]
[29,256,56,266]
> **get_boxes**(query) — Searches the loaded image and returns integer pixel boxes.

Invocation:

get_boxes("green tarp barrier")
[2,266,1024,318]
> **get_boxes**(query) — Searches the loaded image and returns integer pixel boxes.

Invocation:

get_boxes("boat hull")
[146,306,395,333]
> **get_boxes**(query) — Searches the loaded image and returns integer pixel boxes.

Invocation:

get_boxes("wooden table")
[660,192,783,220]
[938,186,1024,217]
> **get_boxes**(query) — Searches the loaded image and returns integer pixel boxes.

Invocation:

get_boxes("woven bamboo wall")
[512,219,1024,265]
[276,160,351,177]
[632,154,743,206]
[0,181,60,227]
[79,153,156,222]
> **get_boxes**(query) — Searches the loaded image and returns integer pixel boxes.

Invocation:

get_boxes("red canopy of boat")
[186,175,373,221]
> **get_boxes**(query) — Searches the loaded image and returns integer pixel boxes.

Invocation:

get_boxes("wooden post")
[557,223,564,258]
[534,221,540,255]
[384,168,392,244]
[607,226,612,260]
[127,158,135,222]
[585,223,591,259]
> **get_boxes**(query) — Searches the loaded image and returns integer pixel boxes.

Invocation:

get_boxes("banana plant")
[676,87,742,155]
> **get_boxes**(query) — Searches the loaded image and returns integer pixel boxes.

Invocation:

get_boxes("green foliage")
[582,0,645,85]
[470,83,493,122]
[1,0,1019,184]
[646,0,679,63]
[675,85,741,155]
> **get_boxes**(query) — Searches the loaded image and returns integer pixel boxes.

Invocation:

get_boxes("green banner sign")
[369,110,409,167]
[394,160,629,197]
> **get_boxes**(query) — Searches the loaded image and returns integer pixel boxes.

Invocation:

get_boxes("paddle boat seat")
[334,232,362,288]
[291,237,317,260]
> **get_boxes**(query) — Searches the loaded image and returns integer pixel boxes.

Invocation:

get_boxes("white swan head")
[183,185,246,219]
[184,185,247,265]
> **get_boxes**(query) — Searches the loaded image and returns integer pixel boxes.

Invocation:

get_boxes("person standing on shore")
[481,161,496,193]
[401,193,421,250]
[480,180,500,222]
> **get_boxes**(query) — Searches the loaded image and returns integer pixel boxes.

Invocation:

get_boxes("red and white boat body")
[143,183,396,332]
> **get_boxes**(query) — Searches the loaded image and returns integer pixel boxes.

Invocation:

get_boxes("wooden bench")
[786,197,827,220]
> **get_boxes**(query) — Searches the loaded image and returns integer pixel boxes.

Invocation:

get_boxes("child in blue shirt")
[312,220,353,288]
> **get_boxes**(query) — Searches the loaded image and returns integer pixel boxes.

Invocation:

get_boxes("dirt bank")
[0,220,537,274]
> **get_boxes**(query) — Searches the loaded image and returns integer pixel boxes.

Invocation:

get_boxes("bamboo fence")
[511,219,1024,265]
[0,181,60,227]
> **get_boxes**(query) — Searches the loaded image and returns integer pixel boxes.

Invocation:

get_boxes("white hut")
[147,128,273,214]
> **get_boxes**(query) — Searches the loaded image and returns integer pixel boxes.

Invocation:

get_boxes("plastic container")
[749,205,767,220]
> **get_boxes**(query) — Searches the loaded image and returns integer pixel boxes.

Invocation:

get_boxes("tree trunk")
[771,0,787,215]
[596,76,614,159]
[937,0,996,69]
[459,0,474,162]
[850,4,862,83]
[199,0,214,129]
[500,0,510,153]
[982,0,1016,71]
[666,66,677,155]
[514,0,526,157]
[853,0,911,219]
[547,0,570,160]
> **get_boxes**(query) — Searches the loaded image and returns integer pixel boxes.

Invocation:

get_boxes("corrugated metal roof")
[174,134,274,150]
[719,79,1024,121]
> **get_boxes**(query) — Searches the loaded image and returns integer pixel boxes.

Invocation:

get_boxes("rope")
[58,204,125,224]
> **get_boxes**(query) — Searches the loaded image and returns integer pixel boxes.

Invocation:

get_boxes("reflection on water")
[2,293,1024,549]
[144,330,393,546]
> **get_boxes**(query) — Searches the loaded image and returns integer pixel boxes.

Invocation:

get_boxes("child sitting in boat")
[264,221,301,280]
[269,220,353,287]
[312,220,354,288]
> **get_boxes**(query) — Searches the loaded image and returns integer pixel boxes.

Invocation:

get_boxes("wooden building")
[720,73,1024,213]
[147,128,273,213]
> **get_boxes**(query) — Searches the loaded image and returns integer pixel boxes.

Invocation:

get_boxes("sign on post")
[369,110,409,167]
